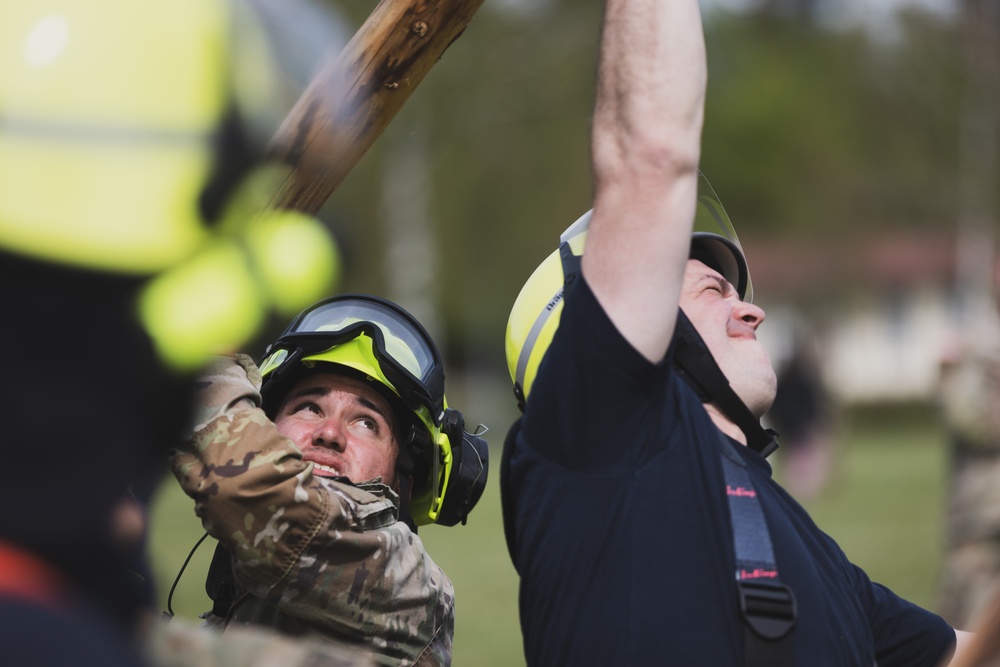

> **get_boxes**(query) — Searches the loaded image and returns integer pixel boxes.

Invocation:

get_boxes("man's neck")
[703,403,747,445]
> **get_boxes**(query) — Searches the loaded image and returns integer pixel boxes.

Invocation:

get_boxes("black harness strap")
[205,542,244,622]
[719,434,797,667]
[501,422,799,666]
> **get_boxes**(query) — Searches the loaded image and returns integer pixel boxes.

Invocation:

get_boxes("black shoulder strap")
[499,417,522,574]
[718,434,796,667]
[205,542,245,621]
[559,239,582,292]
[204,542,306,634]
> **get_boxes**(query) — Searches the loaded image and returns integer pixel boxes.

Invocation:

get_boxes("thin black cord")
[163,531,209,619]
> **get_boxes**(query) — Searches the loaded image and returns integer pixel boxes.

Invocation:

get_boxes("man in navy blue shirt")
[500,1,974,665]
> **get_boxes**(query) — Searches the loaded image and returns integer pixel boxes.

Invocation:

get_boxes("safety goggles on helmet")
[258,294,487,527]
[259,294,446,425]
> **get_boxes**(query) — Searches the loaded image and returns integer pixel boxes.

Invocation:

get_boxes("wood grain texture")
[267,0,485,214]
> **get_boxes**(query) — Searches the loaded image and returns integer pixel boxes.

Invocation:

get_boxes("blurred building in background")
[749,231,987,406]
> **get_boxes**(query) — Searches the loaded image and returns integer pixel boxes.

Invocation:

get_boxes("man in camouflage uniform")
[171,294,488,667]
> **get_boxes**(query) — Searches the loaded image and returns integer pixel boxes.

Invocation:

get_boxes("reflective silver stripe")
[516,285,564,391]
[516,209,592,390]
[0,115,211,146]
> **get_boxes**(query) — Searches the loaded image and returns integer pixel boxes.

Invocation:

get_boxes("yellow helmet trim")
[506,173,750,405]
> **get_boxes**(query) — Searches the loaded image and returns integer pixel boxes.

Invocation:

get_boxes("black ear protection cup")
[435,409,489,527]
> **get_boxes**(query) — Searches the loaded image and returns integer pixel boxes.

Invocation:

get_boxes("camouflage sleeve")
[147,615,377,667]
[170,356,455,667]
[186,353,265,430]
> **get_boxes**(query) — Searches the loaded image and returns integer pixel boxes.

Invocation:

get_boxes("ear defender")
[434,409,489,527]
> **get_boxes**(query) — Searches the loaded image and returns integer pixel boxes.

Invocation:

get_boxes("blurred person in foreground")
[0,0,340,664]
[500,0,973,664]
[170,294,488,667]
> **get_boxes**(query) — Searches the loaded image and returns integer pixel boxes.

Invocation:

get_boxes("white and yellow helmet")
[505,172,752,408]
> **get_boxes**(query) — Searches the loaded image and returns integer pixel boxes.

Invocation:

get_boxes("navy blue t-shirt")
[504,277,954,666]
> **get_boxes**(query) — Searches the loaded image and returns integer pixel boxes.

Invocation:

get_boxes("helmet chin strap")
[556,236,777,456]
[394,427,419,532]
[396,473,417,532]
[672,309,780,457]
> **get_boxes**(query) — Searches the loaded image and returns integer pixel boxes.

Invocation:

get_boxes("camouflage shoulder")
[190,355,264,430]
[147,615,377,667]
[331,479,400,529]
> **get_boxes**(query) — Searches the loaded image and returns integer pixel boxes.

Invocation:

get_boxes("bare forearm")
[592,0,706,178]
[585,0,707,361]
[943,629,983,667]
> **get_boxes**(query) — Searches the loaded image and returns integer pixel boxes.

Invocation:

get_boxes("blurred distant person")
[171,294,488,666]
[767,324,838,501]
[936,312,1000,630]
[0,0,339,664]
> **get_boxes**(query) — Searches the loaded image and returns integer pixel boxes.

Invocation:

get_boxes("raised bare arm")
[582,0,707,362]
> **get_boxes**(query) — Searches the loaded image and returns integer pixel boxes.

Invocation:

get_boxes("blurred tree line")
[302,0,992,385]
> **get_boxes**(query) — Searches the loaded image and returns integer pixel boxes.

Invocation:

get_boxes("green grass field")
[796,404,951,612]
[148,402,952,665]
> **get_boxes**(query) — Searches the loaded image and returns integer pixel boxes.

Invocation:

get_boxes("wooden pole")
[266,0,486,215]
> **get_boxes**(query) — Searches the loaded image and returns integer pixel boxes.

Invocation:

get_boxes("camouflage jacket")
[148,615,377,667]
[170,355,454,667]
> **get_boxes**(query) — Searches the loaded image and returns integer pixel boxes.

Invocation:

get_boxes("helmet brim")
[690,233,750,301]
[693,172,753,302]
